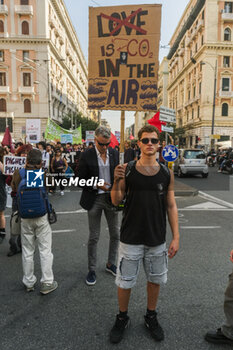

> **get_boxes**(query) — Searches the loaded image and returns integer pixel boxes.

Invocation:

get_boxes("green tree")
[60,112,99,140]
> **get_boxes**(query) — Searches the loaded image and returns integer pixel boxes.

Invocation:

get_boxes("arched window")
[222,103,229,116]
[0,20,4,33]
[20,0,29,4]
[224,28,231,41]
[24,99,31,113]
[22,21,29,35]
[0,98,7,112]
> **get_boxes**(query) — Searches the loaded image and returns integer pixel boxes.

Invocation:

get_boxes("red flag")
[147,111,166,133]
[109,132,119,148]
[1,127,14,153]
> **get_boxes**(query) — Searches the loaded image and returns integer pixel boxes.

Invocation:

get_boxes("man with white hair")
[78,126,119,285]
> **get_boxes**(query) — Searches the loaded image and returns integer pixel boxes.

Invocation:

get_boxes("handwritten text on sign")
[88,4,161,112]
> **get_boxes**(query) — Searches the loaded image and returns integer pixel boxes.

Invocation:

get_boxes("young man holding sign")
[109,125,179,343]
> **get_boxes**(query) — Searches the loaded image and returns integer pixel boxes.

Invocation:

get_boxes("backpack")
[17,168,50,219]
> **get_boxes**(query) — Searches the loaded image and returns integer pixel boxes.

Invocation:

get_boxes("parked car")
[174,149,208,178]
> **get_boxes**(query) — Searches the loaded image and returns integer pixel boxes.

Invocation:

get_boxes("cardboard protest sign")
[88,4,161,112]
[3,156,26,175]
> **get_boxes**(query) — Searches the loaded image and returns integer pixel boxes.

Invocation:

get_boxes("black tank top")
[120,163,170,247]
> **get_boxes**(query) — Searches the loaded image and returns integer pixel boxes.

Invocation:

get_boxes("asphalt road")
[0,186,233,350]
[175,166,233,205]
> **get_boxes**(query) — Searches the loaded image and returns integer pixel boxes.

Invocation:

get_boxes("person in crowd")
[159,140,166,164]
[218,148,232,172]
[56,142,62,149]
[0,146,7,244]
[3,145,11,155]
[37,141,47,156]
[73,144,82,176]
[77,126,119,286]
[12,149,57,294]
[88,142,94,149]
[205,249,233,345]
[65,143,72,153]
[51,148,68,195]
[124,141,136,163]
[109,125,179,344]
[134,143,141,160]
[7,144,33,256]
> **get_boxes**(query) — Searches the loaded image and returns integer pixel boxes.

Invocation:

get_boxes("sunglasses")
[140,138,159,145]
[96,140,110,147]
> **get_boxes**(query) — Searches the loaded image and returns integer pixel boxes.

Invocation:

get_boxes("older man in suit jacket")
[78,126,119,285]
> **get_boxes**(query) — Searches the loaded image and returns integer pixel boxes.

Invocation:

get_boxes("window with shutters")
[222,77,230,91]
[223,56,230,68]
[0,98,7,112]
[0,20,4,33]
[24,99,31,113]
[0,118,12,132]
[225,2,233,13]
[0,72,6,86]
[22,21,29,35]
[224,28,231,41]
[23,73,31,86]
[23,51,29,62]
[0,50,4,62]
[222,103,229,116]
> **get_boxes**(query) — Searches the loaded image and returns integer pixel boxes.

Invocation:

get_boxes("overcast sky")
[64,0,189,132]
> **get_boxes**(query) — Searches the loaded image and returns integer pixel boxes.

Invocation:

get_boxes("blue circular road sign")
[162,145,179,162]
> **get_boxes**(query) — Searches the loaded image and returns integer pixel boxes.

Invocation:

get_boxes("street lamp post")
[201,59,218,149]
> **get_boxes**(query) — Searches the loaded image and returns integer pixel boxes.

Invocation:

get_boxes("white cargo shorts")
[115,242,168,289]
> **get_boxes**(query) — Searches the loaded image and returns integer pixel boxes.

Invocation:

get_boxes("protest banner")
[88,4,161,112]
[26,119,41,143]
[85,131,95,145]
[45,119,82,144]
[3,155,26,175]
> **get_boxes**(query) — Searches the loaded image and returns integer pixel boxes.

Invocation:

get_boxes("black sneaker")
[144,312,164,341]
[110,314,130,344]
[205,328,233,345]
[106,264,117,276]
[86,271,96,286]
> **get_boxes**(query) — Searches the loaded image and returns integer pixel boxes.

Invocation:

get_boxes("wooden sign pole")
[120,111,125,164]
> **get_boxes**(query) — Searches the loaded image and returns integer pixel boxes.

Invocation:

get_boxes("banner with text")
[45,119,82,144]
[88,4,161,112]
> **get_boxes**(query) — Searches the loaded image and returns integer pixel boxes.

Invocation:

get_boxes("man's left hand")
[168,238,179,259]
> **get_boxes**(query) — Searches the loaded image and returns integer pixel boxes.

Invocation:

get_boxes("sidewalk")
[174,179,198,196]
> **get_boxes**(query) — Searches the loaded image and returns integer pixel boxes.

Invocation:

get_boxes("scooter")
[221,159,233,174]
[207,153,217,167]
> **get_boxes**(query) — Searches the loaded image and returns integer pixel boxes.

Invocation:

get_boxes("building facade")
[0,0,90,141]
[167,0,233,148]
[158,57,169,108]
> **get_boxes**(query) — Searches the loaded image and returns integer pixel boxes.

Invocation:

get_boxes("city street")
[1,176,233,350]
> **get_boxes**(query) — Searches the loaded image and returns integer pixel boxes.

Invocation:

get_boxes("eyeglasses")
[140,138,159,145]
[96,140,110,147]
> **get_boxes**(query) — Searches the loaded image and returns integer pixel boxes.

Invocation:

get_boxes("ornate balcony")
[222,12,233,22]
[0,86,10,93]
[219,90,233,97]
[18,86,35,94]
[0,5,8,15]
[15,5,33,16]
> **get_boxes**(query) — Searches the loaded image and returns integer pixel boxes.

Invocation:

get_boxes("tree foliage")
[60,112,99,139]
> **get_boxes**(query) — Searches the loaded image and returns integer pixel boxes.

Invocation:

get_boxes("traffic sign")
[211,134,221,139]
[159,106,176,123]
[162,145,179,162]
[162,125,174,133]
